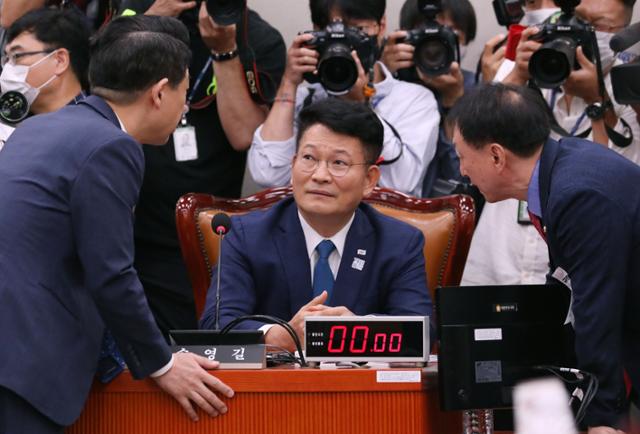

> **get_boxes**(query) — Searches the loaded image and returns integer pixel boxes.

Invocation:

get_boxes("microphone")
[211,213,232,330]
[610,21,640,52]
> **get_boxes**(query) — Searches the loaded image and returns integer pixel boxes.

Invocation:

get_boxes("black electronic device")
[437,284,573,411]
[305,316,429,362]
[0,90,29,124]
[204,0,246,26]
[492,0,525,28]
[528,0,598,89]
[610,22,640,104]
[400,0,460,76]
[302,20,377,95]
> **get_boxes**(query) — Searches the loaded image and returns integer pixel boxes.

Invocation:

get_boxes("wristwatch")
[585,100,613,120]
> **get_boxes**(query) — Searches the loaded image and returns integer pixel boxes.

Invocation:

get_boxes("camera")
[203,0,246,26]
[528,0,598,89]
[0,91,29,124]
[493,0,525,28]
[400,0,460,76]
[610,22,640,104]
[302,20,377,95]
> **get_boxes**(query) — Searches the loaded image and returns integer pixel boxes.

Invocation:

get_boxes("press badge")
[173,123,198,162]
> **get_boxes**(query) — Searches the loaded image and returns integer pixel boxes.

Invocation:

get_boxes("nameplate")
[172,344,266,369]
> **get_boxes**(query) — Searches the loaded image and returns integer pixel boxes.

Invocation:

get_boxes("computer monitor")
[437,284,573,411]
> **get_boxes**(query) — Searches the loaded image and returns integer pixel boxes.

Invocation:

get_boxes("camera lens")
[0,90,29,124]
[317,43,358,94]
[529,37,575,89]
[414,37,455,76]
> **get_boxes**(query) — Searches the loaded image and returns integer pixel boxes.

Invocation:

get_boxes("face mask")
[521,8,560,26]
[458,45,468,62]
[0,51,58,123]
[595,30,616,69]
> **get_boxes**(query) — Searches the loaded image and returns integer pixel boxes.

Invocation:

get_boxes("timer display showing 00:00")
[327,325,403,353]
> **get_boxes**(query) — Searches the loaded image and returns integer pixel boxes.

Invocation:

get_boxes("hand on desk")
[265,291,354,352]
[153,352,234,422]
[588,426,626,434]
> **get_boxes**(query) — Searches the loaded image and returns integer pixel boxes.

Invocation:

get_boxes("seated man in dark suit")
[200,98,433,351]
[449,83,640,434]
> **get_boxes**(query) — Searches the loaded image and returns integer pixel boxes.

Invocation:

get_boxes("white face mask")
[0,50,58,109]
[521,8,560,26]
[595,30,616,69]
[458,44,468,62]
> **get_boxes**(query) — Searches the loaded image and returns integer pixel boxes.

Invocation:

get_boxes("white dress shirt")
[248,61,440,197]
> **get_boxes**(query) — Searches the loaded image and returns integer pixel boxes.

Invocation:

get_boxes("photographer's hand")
[144,0,196,17]
[282,33,319,88]
[418,61,465,109]
[503,26,541,86]
[342,51,369,103]
[198,2,236,53]
[480,34,506,83]
[380,31,414,74]
[563,46,600,104]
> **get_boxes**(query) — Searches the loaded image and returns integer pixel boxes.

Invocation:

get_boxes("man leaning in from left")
[0,16,234,434]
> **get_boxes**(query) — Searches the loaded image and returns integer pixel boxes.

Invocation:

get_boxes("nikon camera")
[202,0,246,26]
[302,20,377,95]
[400,0,460,76]
[528,0,598,89]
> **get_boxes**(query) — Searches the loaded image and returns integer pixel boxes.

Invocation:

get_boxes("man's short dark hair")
[296,98,384,164]
[335,0,386,24]
[400,0,477,43]
[448,83,550,157]
[310,0,334,28]
[7,8,91,90]
[88,16,191,102]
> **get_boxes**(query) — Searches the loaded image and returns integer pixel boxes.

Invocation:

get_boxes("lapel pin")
[351,257,365,271]
[357,249,366,256]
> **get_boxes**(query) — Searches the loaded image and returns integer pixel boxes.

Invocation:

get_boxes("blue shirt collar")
[527,158,542,217]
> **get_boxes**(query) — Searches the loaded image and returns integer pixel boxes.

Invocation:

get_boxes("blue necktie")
[313,239,336,299]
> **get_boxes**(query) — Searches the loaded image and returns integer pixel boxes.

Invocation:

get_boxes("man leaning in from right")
[449,83,639,434]
[0,16,233,433]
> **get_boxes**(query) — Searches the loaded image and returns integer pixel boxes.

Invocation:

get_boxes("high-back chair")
[175,187,475,318]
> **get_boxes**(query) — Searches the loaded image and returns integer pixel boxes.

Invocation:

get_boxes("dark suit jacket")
[200,198,433,331]
[539,137,640,427]
[0,96,170,426]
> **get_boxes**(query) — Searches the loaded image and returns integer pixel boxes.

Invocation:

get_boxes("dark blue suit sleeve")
[200,216,266,330]
[384,229,433,318]
[551,190,629,427]
[70,137,171,379]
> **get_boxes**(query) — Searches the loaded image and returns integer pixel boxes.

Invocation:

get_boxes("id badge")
[173,124,198,162]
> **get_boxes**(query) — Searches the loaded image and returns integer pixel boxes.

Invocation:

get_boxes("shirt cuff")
[150,354,174,378]
[259,324,275,335]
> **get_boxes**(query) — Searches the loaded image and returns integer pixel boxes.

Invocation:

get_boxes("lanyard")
[187,57,213,106]
[549,88,587,137]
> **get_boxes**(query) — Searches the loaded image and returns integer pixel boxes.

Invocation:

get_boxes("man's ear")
[489,143,507,172]
[52,48,70,75]
[363,164,381,197]
[150,78,170,109]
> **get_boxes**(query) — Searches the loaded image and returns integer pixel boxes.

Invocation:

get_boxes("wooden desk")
[67,365,461,434]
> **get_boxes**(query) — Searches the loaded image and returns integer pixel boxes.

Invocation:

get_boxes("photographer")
[248,0,440,197]
[381,0,477,197]
[503,0,640,162]
[0,8,90,150]
[116,0,286,336]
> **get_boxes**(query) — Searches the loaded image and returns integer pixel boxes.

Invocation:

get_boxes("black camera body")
[528,0,598,89]
[492,0,525,28]
[302,21,377,95]
[401,0,459,76]
[204,0,246,26]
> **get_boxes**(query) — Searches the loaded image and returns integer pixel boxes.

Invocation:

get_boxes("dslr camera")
[400,0,460,76]
[492,0,525,28]
[302,20,377,95]
[202,0,246,26]
[528,0,598,89]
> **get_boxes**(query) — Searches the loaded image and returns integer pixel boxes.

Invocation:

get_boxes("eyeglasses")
[295,154,371,178]
[1,49,55,67]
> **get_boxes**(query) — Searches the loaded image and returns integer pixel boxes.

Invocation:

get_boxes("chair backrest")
[176,187,475,318]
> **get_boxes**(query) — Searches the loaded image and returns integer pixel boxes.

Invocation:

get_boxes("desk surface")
[67,365,462,434]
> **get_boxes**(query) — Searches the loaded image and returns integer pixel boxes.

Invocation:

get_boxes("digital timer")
[304,316,429,362]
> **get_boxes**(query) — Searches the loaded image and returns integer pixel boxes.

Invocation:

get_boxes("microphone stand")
[215,229,224,331]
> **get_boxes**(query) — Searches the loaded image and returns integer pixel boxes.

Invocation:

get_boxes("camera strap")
[378,117,403,166]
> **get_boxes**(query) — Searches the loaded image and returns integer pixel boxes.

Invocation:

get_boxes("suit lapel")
[331,207,375,308]
[79,95,121,128]
[273,201,313,316]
